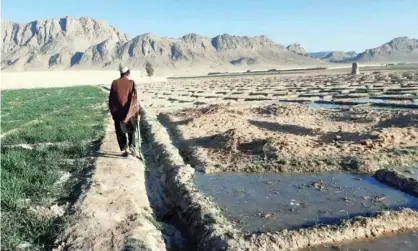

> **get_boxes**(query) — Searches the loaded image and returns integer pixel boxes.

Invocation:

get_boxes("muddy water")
[195,172,418,233]
[308,103,349,109]
[309,231,418,251]
[309,102,417,110]
[354,98,387,103]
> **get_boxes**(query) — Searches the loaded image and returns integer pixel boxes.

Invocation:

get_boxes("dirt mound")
[253,103,317,116]
[212,129,241,152]
[173,104,231,121]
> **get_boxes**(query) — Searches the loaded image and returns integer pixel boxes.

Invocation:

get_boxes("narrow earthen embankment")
[140,108,243,250]
[247,209,418,250]
[55,118,166,251]
[375,169,418,197]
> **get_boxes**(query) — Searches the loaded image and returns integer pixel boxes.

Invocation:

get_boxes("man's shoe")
[122,145,129,157]
[129,146,139,157]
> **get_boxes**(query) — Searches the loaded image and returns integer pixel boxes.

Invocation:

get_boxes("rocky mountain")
[286,43,306,55]
[308,51,357,60]
[1,17,320,71]
[322,51,358,62]
[309,37,418,63]
[1,17,130,70]
[308,51,331,59]
[352,37,418,63]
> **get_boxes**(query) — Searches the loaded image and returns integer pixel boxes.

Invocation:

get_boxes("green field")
[1,86,107,250]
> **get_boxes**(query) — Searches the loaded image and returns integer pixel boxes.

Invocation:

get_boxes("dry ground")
[164,103,418,174]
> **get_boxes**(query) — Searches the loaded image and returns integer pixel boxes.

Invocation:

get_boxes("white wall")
[0,70,167,90]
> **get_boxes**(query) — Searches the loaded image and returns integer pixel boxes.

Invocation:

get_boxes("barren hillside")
[308,51,332,59]
[1,17,130,70]
[1,17,321,71]
[309,37,418,64]
[352,37,418,63]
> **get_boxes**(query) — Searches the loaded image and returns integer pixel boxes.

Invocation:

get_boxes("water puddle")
[309,231,418,251]
[354,98,387,103]
[309,102,415,111]
[195,172,418,233]
[308,103,349,109]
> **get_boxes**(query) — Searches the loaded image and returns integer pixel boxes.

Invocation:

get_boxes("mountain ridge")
[351,36,418,63]
[308,51,358,61]
[2,17,417,72]
[1,17,320,71]
[322,51,358,62]
[309,37,418,63]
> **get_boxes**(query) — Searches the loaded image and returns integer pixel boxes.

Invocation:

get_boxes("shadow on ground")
[249,120,314,136]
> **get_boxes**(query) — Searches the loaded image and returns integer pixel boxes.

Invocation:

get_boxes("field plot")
[163,104,418,174]
[138,69,418,250]
[154,103,418,249]
[138,70,418,112]
[1,86,107,250]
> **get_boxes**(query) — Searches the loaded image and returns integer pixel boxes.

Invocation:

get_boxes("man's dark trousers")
[114,117,137,151]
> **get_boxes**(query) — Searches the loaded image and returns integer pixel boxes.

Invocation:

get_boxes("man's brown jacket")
[108,77,139,123]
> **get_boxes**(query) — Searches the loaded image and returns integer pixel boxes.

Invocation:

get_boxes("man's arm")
[131,80,137,96]
[108,81,115,112]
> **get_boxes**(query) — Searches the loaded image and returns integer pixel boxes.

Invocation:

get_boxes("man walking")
[108,65,139,157]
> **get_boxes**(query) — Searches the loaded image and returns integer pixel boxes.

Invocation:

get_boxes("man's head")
[119,65,130,78]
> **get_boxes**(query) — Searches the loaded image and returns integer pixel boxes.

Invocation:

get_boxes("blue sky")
[2,0,417,52]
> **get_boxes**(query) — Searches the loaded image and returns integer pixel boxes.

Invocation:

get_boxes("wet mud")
[195,172,418,233]
[247,209,418,251]
[309,231,418,251]
[375,167,418,197]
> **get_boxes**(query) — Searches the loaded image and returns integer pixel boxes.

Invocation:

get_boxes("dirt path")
[55,118,166,251]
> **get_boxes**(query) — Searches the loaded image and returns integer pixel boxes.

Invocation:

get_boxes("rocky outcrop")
[287,43,306,55]
[230,57,258,65]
